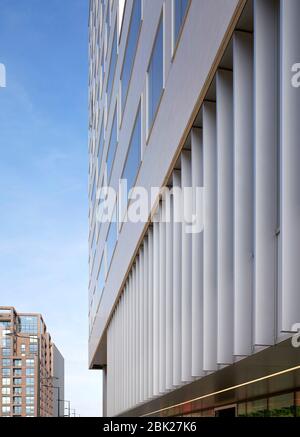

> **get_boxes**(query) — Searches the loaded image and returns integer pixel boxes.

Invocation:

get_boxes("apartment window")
[1,337,11,348]
[2,348,11,356]
[13,359,22,367]
[2,387,10,395]
[26,386,34,395]
[13,406,22,415]
[13,369,22,377]
[106,24,118,107]
[2,396,10,405]
[147,15,164,133]
[106,106,118,181]
[2,358,11,366]
[122,105,141,197]
[14,387,22,395]
[106,210,117,270]
[26,406,34,415]
[2,368,11,377]
[2,378,10,386]
[21,344,26,353]
[121,0,142,113]
[14,396,22,405]
[26,396,34,406]
[26,377,34,385]
[2,406,10,414]
[29,344,38,354]
[174,0,189,47]
[13,378,22,385]
[26,359,35,367]
[19,316,38,334]
[26,368,34,376]
[29,336,38,344]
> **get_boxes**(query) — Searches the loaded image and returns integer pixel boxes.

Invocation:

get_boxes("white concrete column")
[280,0,300,332]
[216,70,234,365]
[233,31,254,357]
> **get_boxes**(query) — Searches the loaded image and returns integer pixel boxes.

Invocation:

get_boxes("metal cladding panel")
[203,102,218,372]
[181,151,193,382]
[233,31,254,357]
[153,220,160,396]
[280,0,300,333]
[148,228,154,399]
[254,0,278,346]
[166,196,174,390]
[159,204,167,393]
[216,70,234,365]
[172,170,182,387]
[191,128,204,377]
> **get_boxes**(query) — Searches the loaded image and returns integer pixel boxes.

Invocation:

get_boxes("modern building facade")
[0,307,64,417]
[88,0,300,417]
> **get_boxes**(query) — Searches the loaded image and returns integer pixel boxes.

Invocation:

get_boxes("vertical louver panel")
[172,170,182,386]
[191,128,204,377]
[254,0,278,346]
[166,194,174,390]
[216,70,234,365]
[139,245,144,402]
[233,31,254,357]
[203,102,218,372]
[143,237,149,401]
[148,228,154,399]
[181,151,193,382]
[153,219,160,396]
[159,202,167,393]
[280,0,300,332]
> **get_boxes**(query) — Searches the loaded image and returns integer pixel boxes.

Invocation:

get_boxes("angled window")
[106,207,117,270]
[174,0,189,47]
[98,118,105,177]
[106,106,118,181]
[121,0,142,113]
[147,15,164,133]
[122,105,141,198]
[107,24,118,108]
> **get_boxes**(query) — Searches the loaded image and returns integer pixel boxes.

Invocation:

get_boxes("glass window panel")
[107,25,118,107]
[174,0,189,46]
[106,211,117,269]
[106,107,118,181]
[122,106,141,197]
[148,17,163,131]
[247,399,268,417]
[269,393,295,417]
[98,119,104,175]
[97,255,106,303]
[121,0,142,112]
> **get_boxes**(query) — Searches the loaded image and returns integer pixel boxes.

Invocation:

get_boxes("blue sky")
[0,0,102,416]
